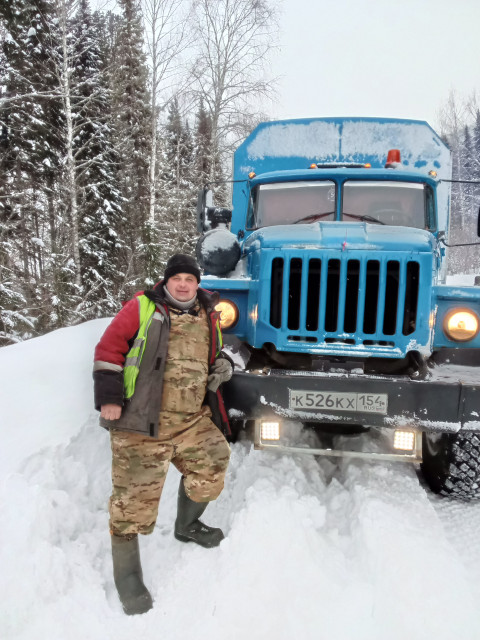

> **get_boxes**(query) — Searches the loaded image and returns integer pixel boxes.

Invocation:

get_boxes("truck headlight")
[261,421,280,440]
[215,299,239,329]
[393,430,416,451]
[443,308,480,342]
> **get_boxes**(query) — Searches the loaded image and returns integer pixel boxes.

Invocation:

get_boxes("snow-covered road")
[2,317,480,639]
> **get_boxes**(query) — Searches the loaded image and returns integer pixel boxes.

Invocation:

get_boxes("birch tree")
[1,0,128,340]
[190,0,277,181]
[56,0,82,289]
[140,0,191,283]
[141,0,189,225]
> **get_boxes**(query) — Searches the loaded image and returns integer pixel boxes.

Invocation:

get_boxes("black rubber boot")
[174,479,224,548]
[111,533,153,615]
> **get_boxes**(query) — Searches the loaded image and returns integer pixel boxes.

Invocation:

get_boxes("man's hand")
[207,358,233,392]
[101,404,122,420]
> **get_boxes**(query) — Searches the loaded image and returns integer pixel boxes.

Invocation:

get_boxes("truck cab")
[197,117,480,500]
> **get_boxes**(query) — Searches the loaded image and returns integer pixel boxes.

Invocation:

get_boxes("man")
[93,253,233,615]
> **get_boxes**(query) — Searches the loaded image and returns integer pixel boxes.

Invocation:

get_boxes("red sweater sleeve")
[94,298,140,368]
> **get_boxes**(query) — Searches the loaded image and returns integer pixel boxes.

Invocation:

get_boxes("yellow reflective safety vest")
[123,294,223,400]
[123,295,158,399]
[94,286,230,437]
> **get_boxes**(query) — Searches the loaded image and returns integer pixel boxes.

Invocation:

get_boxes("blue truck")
[196,117,480,500]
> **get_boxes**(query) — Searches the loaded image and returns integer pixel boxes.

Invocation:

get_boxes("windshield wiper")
[293,212,334,224]
[343,213,386,225]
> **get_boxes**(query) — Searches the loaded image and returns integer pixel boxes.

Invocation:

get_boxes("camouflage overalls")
[109,304,231,537]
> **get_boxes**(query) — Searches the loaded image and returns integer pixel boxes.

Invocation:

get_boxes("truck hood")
[243,222,436,253]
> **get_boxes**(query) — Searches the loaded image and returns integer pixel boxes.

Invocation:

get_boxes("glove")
[207,357,233,392]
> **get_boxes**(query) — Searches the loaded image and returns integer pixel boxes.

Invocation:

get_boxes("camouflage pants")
[109,409,231,536]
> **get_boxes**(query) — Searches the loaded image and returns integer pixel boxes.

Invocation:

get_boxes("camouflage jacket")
[93,282,231,437]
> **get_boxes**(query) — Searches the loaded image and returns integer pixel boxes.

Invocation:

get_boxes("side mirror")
[197,187,232,232]
[197,187,214,232]
[206,207,232,229]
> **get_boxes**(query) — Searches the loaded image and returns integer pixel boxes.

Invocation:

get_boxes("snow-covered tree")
[141,0,189,225]
[155,97,197,271]
[438,91,480,273]
[111,0,152,296]
[71,0,125,318]
[140,0,192,283]
[194,97,215,185]
[0,0,277,343]
[190,0,277,180]
[0,0,132,340]
[0,0,65,342]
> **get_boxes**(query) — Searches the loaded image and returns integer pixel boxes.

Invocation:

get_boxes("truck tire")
[421,431,480,500]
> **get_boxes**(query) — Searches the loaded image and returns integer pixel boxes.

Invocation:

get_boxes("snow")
[340,120,450,171]
[2,304,480,638]
[447,273,476,287]
[246,119,450,175]
[30,237,45,248]
[247,120,339,161]
[198,228,239,258]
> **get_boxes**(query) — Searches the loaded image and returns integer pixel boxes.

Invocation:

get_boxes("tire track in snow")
[3,420,480,640]
[428,490,480,593]
[331,455,480,639]
[212,423,480,640]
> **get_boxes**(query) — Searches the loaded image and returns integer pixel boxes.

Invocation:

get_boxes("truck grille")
[269,256,420,345]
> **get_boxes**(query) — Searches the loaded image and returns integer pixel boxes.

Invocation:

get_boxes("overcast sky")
[95,0,480,132]
[269,0,480,131]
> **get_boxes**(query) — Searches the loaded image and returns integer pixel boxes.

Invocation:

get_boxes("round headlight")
[443,308,480,342]
[215,299,239,330]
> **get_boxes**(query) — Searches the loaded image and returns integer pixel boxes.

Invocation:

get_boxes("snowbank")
[1,318,480,639]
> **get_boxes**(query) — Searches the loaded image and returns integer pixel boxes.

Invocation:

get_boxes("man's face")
[166,272,199,301]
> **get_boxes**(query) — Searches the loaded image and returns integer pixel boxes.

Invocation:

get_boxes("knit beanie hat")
[164,253,201,283]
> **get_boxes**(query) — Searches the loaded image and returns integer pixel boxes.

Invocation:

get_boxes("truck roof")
[233,117,450,178]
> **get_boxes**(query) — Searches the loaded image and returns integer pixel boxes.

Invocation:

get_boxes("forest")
[0,0,479,346]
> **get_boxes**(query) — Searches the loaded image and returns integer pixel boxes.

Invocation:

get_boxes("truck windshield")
[251,181,335,228]
[342,181,427,228]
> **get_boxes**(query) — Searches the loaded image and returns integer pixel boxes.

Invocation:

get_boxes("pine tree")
[461,125,475,221]
[111,0,152,296]
[438,91,480,273]
[71,0,125,318]
[194,98,214,186]
[156,98,197,270]
[470,110,480,230]
[472,110,480,182]
[165,97,194,187]
[0,0,65,342]
[193,97,227,205]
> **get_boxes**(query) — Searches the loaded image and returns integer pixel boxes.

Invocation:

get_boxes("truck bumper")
[223,369,480,433]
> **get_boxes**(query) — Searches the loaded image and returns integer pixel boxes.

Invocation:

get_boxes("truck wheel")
[421,431,480,500]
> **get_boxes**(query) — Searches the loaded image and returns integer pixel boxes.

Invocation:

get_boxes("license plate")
[289,390,388,415]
